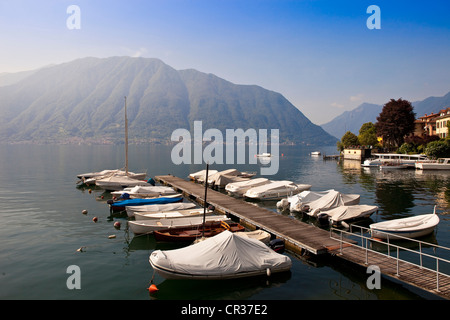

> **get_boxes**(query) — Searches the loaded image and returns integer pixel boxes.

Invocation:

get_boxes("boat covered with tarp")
[149,230,292,280]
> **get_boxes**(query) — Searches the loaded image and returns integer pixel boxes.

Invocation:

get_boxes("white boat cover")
[288,190,360,213]
[225,178,270,195]
[321,205,378,222]
[134,209,211,220]
[126,202,196,217]
[244,180,311,200]
[112,185,176,198]
[370,213,439,233]
[188,169,219,181]
[128,215,229,234]
[149,230,292,280]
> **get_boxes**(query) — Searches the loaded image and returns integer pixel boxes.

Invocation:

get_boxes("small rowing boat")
[153,220,245,242]
[370,207,439,240]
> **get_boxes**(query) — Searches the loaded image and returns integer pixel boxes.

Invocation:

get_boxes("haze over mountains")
[0,56,337,146]
[321,91,450,139]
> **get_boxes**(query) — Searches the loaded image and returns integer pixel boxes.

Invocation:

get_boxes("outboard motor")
[317,212,330,225]
[269,238,285,254]
[147,178,155,186]
[119,193,130,200]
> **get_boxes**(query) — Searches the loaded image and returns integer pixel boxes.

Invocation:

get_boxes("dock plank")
[154,175,450,299]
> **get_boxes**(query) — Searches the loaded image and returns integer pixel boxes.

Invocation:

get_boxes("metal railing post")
[396,247,400,276]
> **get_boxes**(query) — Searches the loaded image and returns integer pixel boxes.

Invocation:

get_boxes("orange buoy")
[148,284,159,293]
[92,217,98,222]
[88,189,92,193]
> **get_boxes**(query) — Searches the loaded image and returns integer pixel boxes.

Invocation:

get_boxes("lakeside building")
[413,107,450,138]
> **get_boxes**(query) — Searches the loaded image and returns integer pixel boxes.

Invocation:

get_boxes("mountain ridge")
[0,56,337,145]
[321,91,450,139]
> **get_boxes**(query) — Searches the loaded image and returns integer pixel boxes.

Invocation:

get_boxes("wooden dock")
[154,175,343,255]
[154,175,450,299]
[332,244,450,299]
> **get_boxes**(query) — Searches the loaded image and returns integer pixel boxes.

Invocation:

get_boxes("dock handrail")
[330,225,450,292]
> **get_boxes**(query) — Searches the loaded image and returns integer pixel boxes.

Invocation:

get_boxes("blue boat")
[109,196,183,211]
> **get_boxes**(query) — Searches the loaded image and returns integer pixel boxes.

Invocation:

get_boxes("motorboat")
[415,158,450,170]
[153,220,245,242]
[310,151,321,156]
[243,180,311,201]
[278,189,360,213]
[188,169,218,181]
[109,195,183,212]
[128,215,229,235]
[207,169,256,188]
[362,153,428,168]
[318,205,378,225]
[370,208,439,240]
[134,208,212,220]
[111,185,177,199]
[225,178,270,197]
[95,175,153,191]
[149,230,292,280]
[77,169,147,185]
[125,202,196,217]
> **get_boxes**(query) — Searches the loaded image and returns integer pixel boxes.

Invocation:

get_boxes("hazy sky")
[1,0,449,124]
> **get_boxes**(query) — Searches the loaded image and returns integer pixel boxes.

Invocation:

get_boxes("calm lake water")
[1,143,449,301]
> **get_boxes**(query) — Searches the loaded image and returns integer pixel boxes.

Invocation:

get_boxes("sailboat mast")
[124,96,128,175]
[202,163,209,238]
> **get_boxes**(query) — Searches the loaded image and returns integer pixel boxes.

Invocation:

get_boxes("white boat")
[415,158,450,170]
[149,230,292,280]
[318,205,378,224]
[235,229,271,244]
[111,185,177,198]
[128,215,229,234]
[134,208,212,220]
[77,169,146,185]
[362,153,428,167]
[95,175,152,191]
[225,178,270,197]
[243,180,311,201]
[379,162,410,170]
[125,202,196,217]
[282,190,360,216]
[311,151,321,156]
[370,208,439,240]
[188,169,219,181]
[207,169,256,188]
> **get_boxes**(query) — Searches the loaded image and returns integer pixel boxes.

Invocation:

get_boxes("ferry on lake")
[362,153,429,168]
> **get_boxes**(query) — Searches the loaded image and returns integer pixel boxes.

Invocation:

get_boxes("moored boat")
[243,180,311,201]
[125,202,196,217]
[153,220,245,242]
[134,208,212,220]
[279,189,360,213]
[318,204,378,225]
[128,215,229,235]
[149,230,292,280]
[109,195,183,212]
[415,158,450,170]
[225,177,270,197]
[111,185,177,199]
[370,208,439,240]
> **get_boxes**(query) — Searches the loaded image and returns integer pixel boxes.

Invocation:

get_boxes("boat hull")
[153,221,245,242]
[370,213,439,240]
